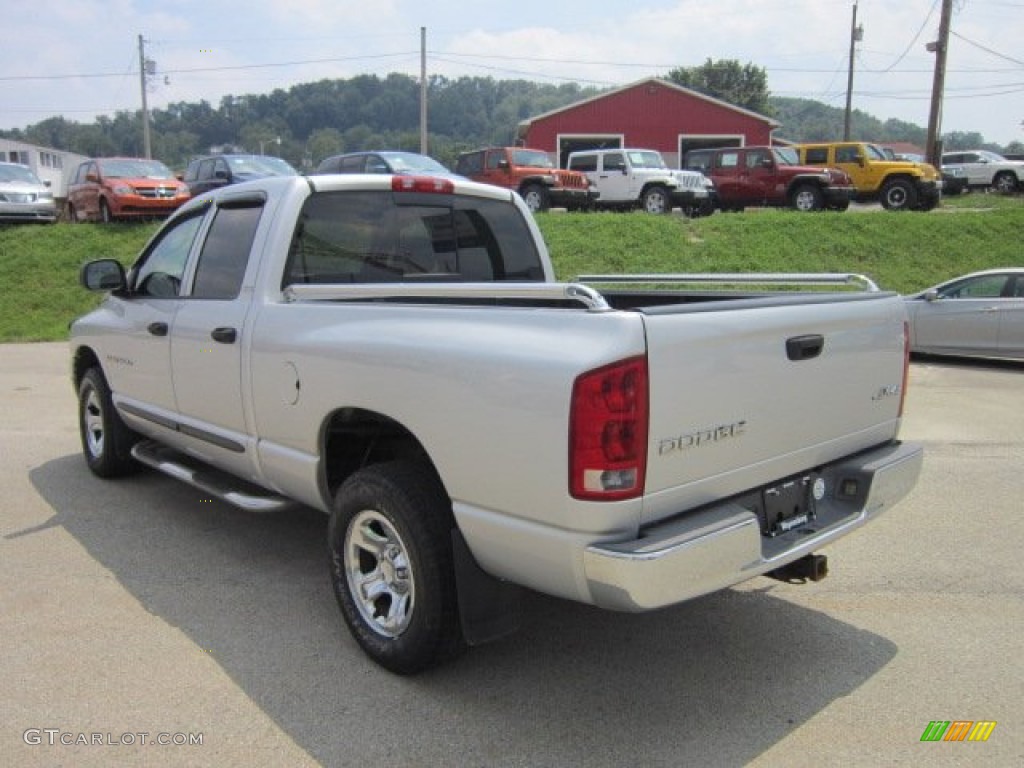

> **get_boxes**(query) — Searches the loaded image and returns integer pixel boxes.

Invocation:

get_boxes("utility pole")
[843,3,863,141]
[138,34,152,159]
[925,0,953,167]
[419,27,428,155]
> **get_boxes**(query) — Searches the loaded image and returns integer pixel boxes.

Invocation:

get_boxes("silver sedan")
[904,268,1024,360]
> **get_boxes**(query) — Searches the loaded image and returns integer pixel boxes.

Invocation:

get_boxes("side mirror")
[80,259,127,292]
[924,289,940,302]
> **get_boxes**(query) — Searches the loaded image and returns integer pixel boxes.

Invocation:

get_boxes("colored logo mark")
[920,720,997,742]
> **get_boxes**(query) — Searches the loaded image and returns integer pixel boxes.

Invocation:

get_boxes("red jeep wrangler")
[684,146,854,212]
[455,147,598,212]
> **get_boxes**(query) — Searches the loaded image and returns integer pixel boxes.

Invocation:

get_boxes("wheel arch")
[319,406,442,505]
[72,345,103,389]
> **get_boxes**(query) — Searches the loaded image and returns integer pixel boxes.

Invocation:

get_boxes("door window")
[132,213,205,298]
[191,202,264,299]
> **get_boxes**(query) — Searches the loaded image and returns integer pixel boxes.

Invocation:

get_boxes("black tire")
[66,203,79,223]
[791,184,824,212]
[992,171,1018,195]
[880,178,918,211]
[327,461,465,674]
[78,367,140,477]
[520,184,550,213]
[641,186,672,214]
[100,198,113,223]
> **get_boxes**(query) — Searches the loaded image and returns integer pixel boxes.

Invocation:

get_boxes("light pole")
[843,3,864,141]
[925,0,953,167]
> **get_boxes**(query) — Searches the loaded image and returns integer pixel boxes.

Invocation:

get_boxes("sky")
[2,0,1022,147]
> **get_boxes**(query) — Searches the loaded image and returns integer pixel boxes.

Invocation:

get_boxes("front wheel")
[791,184,824,211]
[641,186,672,214]
[327,461,465,674]
[880,178,918,211]
[520,184,550,213]
[99,198,114,223]
[78,368,140,477]
[992,171,1019,195]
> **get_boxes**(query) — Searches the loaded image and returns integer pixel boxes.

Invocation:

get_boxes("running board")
[131,441,296,513]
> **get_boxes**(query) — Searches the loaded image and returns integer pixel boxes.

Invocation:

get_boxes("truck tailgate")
[640,293,907,525]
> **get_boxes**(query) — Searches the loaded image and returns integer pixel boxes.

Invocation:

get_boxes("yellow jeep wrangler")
[794,142,942,211]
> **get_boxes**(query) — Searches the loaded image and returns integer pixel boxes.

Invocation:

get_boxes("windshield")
[510,150,554,169]
[0,164,43,185]
[227,156,296,176]
[626,151,668,169]
[98,159,175,179]
[864,144,889,161]
[381,152,451,174]
[772,148,800,165]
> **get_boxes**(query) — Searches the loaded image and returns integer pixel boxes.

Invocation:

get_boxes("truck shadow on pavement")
[29,455,896,767]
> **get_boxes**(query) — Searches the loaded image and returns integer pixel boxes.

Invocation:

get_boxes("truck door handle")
[147,322,168,337]
[786,334,824,361]
[211,327,238,344]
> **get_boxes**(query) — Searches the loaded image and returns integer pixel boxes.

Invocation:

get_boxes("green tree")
[666,59,771,115]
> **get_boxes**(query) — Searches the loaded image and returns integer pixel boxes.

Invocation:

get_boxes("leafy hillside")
[4,73,1020,174]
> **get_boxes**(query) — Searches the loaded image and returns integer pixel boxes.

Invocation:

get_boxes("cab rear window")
[284,190,544,286]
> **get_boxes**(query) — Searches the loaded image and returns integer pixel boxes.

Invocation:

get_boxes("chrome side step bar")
[131,441,295,513]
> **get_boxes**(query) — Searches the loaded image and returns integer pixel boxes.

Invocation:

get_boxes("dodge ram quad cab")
[689,146,855,212]
[71,172,923,674]
[454,146,597,212]
[795,141,942,211]
[567,148,714,215]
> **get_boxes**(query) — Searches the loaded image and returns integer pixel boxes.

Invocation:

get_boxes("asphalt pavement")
[2,342,1021,767]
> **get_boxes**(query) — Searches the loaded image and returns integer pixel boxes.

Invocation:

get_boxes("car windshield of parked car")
[626,151,668,169]
[228,156,296,177]
[772,148,800,165]
[864,144,888,161]
[0,164,42,184]
[510,150,554,169]
[380,153,450,174]
[99,159,175,179]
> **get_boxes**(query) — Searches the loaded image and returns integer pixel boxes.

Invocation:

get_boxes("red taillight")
[569,356,649,501]
[899,321,910,417]
[391,175,454,194]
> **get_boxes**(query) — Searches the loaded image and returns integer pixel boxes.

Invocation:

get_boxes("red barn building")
[517,77,780,169]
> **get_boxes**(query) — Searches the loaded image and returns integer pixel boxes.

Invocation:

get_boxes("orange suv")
[454,147,597,212]
[67,157,190,222]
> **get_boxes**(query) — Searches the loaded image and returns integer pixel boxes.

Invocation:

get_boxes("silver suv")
[941,150,1022,194]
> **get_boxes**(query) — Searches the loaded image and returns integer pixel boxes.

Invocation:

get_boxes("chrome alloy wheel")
[344,508,416,638]
[82,384,106,459]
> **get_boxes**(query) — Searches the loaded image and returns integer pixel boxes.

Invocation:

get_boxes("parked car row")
[36,142,1023,228]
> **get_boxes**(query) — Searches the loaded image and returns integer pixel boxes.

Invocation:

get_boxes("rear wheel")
[327,461,465,674]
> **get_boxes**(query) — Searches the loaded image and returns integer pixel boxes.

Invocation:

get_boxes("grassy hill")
[1,193,1021,342]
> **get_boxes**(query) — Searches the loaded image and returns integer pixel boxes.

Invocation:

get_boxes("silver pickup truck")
[71,173,922,674]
